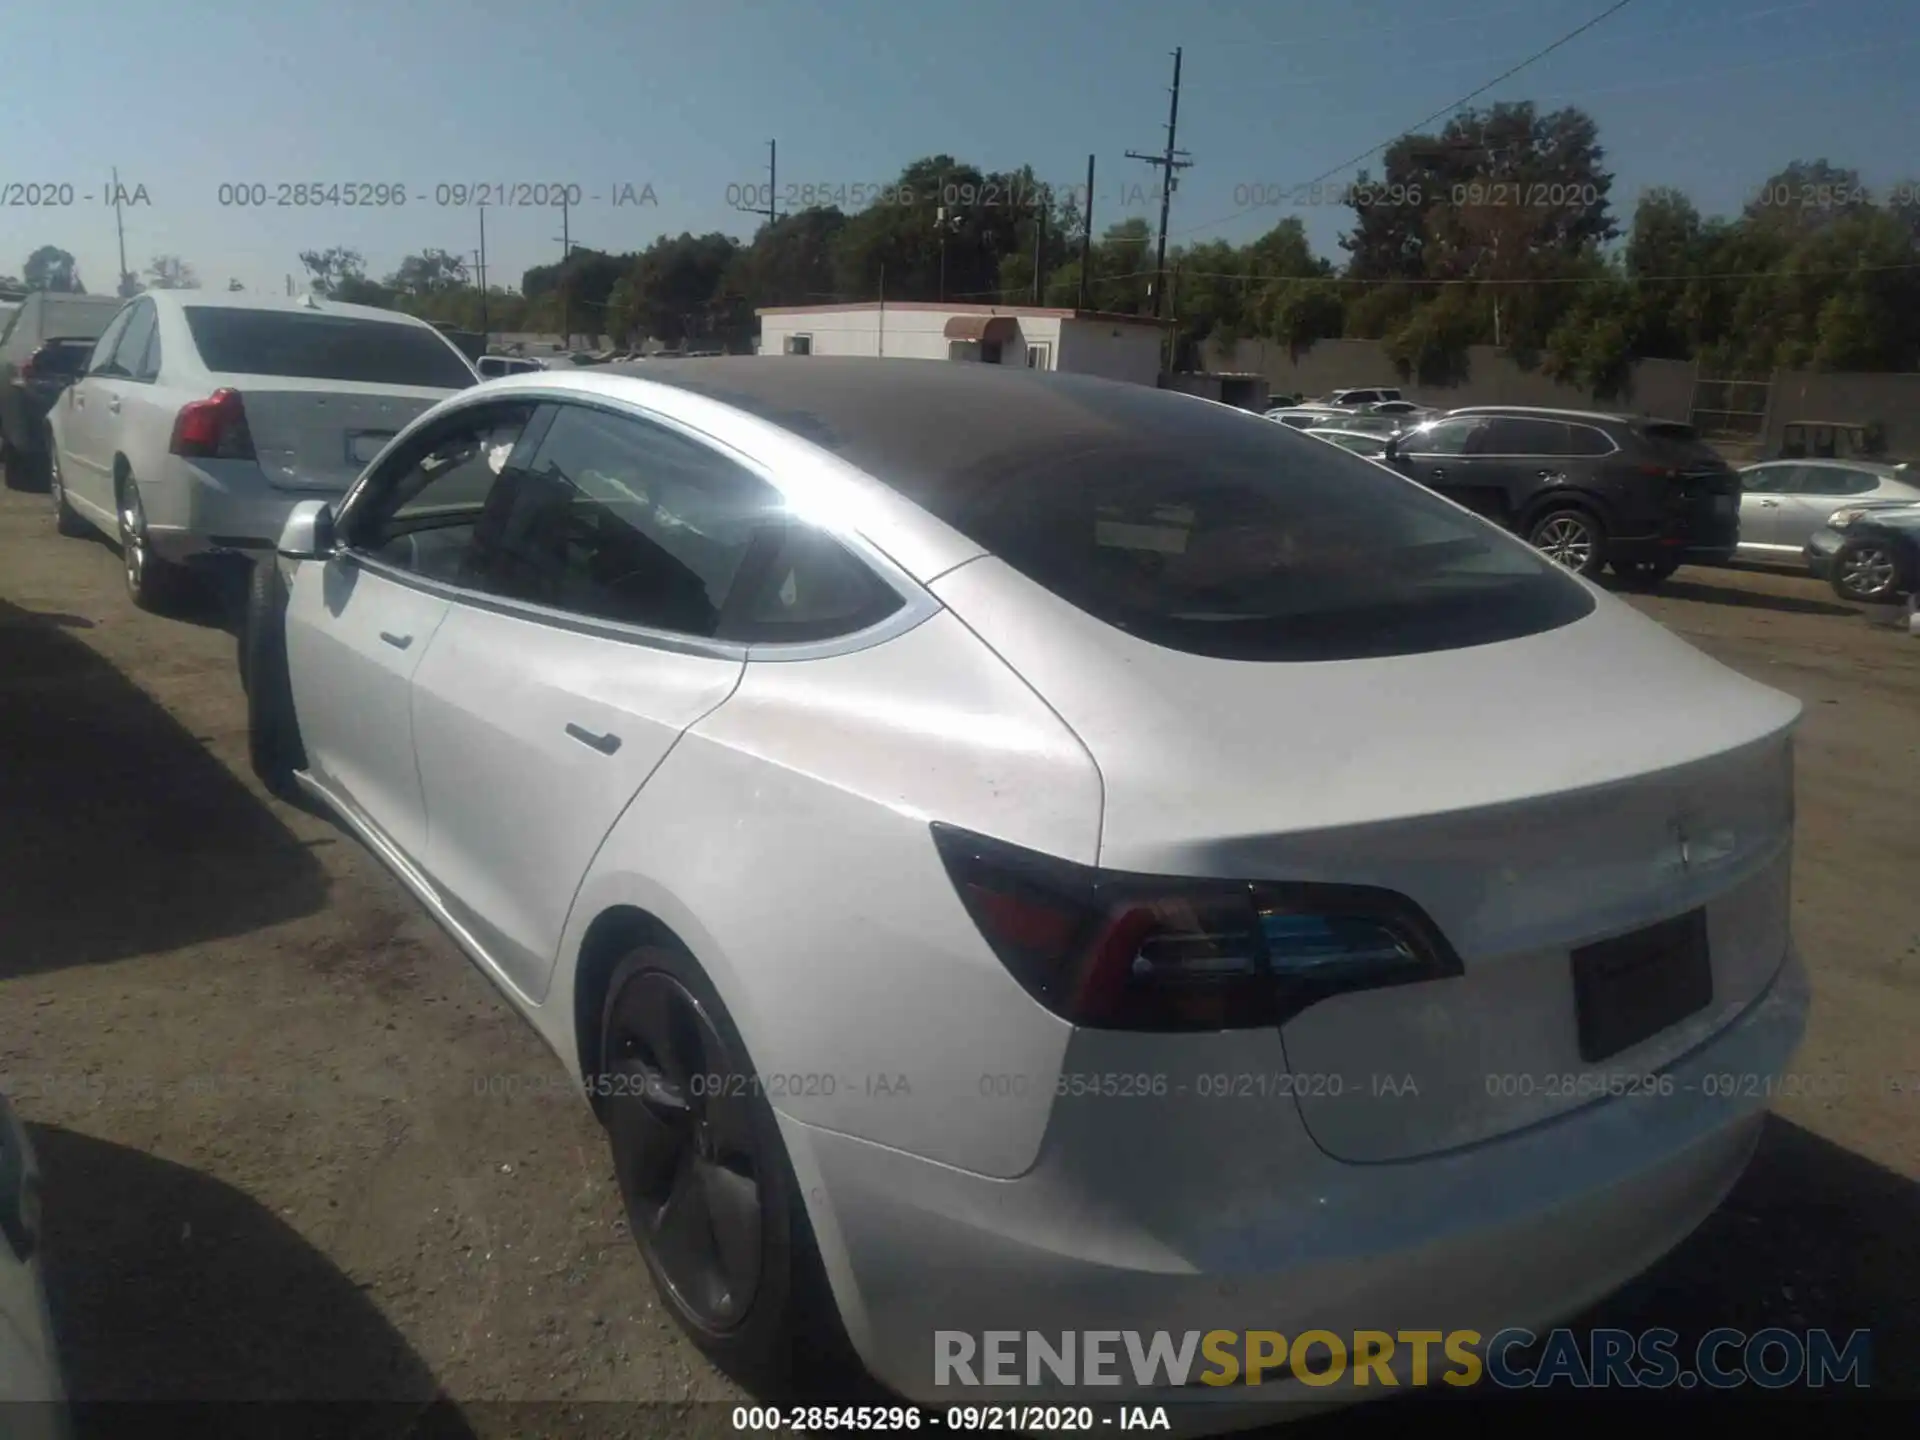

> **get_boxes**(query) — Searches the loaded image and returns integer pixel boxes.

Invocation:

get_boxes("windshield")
[183,308,476,389]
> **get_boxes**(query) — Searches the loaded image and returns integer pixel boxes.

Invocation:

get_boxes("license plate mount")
[1570,909,1713,1063]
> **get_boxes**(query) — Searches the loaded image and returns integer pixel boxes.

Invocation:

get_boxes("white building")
[755,302,1169,387]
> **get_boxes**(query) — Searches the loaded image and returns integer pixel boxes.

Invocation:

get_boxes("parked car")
[0,1089,68,1437]
[47,291,478,611]
[0,293,125,488]
[1265,405,1346,430]
[1735,460,1920,571]
[1385,406,1740,582]
[1365,399,1428,417]
[477,355,547,378]
[1321,386,1403,408]
[243,359,1805,1413]
[1307,412,1403,438]
[1804,500,1920,604]
[1309,428,1393,458]
[1263,393,1302,410]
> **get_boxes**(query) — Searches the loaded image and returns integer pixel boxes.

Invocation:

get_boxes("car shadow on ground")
[0,598,329,979]
[1261,1115,1913,1434]
[31,1125,478,1440]
[1631,575,1861,618]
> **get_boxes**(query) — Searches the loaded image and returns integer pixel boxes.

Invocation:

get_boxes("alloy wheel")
[1838,545,1897,600]
[1534,514,1595,572]
[119,487,149,596]
[604,970,765,1332]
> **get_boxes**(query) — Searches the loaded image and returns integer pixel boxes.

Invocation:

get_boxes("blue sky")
[5,0,1916,297]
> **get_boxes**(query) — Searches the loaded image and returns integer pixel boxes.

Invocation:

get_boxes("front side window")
[1403,417,1488,455]
[784,334,812,356]
[462,404,779,636]
[1741,464,1797,493]
[347,403,539,582]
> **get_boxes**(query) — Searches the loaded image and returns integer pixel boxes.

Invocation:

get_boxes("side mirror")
[277,499,337,559]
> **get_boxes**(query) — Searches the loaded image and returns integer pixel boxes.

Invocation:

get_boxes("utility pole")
[1031,189,1047,304]
[111,166,133,297]
[554,196,573,347]
[477,204,489,341]
[1126,46,1192,318]
[877,263,886,357]
[733,140,781,229]
[1078,154,1095,312]
[285,274,293,297]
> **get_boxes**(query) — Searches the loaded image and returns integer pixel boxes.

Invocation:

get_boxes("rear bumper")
[141,460,336,566]
[784,946,1808,1419]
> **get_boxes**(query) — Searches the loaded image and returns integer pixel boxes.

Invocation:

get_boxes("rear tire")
[117,474,195,612]
[245,558,308,799]
[597,944,866,1400]
[1526,505,1609,578]
[3,440,48,493]
[49,442,86,537]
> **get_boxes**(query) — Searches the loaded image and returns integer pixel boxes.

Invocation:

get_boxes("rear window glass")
[41,298,121,341]
[1637,422,1725,468]
[934,424,1596,662]
[183,308,477,389]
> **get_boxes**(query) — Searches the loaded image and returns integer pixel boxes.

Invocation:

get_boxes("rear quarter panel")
[550,609,1102,1179]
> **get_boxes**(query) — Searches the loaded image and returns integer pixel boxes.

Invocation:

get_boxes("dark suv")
[1383,407,1740,582]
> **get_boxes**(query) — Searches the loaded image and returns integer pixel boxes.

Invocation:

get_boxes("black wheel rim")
[604,971,764,1332]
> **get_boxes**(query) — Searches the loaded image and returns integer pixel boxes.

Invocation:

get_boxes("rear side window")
[1637,423,1725,469]
[1483,418,1574,455]
[934,424,1595,662]
[183,308,477,389]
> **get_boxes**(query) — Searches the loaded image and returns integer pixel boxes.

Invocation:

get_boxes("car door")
[57,303,134,511]
[286,399,540,863]
[1772,463,1871,553]
[1391,415,1494,516]
[1736,462,1804,554]
[407,399,767,1004]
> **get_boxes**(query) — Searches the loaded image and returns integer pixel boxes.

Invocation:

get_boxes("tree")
[299,247,369,297]
[384,249,469,296]
[1742,159,1873,237]
[145,255,199,290]
[725,208,849,310]
[630,232,743,348]
[23,246,82,293]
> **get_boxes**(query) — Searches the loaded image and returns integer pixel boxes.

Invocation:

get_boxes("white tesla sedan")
[244,358,1808,1412]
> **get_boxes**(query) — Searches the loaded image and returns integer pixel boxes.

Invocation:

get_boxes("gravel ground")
[0,474,1914,1436]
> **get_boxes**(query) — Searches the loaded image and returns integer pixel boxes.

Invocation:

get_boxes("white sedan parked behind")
[47,292,477,610]
[244,359,1808,1414]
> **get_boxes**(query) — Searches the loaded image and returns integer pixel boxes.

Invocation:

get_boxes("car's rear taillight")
[930,823,1462,1031]
[170,388,255,460]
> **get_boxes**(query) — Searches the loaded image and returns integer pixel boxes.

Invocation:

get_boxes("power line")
[1174,0,1641,239]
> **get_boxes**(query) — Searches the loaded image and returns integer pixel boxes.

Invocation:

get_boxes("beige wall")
[1057,321,1166,386]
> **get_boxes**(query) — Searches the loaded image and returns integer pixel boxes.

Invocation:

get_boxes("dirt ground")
[0,475,1915,1436]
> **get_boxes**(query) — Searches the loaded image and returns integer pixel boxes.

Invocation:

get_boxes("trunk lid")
[224,380,446,491]
[932,559,1801,1162]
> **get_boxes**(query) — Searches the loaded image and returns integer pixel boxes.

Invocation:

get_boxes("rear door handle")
[107,396,121,414]
[1759,499,1779,508]
[378,631,412,650]
[565,723,621,755]
[1537,470,1566,482]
